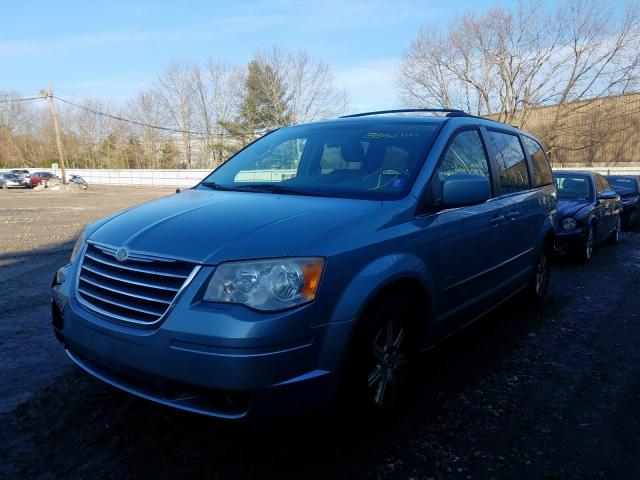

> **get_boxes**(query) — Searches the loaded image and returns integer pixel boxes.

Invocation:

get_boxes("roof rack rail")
[340,108,470,119]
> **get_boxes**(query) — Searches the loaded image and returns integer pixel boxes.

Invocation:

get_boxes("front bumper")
[553,226,587,254]
[51,263,355,419]
[621,202,640,228]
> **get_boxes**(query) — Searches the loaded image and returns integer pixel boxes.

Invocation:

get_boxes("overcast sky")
[1,0,521,113]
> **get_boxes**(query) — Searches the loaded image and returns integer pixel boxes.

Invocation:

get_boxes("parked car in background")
[30,171,61,187]
[69,174,88,187]
[0,173,28,189]
[606,175,640,230]
[52,109,557,420]
[553,171,621,262]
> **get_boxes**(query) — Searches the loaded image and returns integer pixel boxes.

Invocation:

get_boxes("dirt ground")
[1,185,639,479]
[0,184,176,256]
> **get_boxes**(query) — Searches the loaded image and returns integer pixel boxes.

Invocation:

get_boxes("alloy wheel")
[585,227,594,260]
[367,317,410,408]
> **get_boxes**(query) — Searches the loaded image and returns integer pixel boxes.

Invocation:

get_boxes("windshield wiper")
[200,181,234,191]
[201,181,331,197]
[233,183,329,197]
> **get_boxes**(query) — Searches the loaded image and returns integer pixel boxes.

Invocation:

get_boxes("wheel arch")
[343,274,434,365]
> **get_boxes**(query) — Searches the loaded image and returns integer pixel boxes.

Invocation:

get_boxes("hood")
[557,198,591,219]
[89,188,381,264]
[613,187,637,198]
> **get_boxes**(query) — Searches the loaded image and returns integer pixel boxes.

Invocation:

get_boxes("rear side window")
[522,136,553,187]
[487,131,530,194]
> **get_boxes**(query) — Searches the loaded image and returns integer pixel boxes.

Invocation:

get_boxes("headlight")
[70,232,85,262]
[203,258,324,311]
[562,218,577,231]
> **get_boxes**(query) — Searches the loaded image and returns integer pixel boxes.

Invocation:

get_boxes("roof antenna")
[176,186,181,194]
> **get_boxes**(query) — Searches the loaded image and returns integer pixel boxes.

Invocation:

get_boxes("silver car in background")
[0,173,27,189]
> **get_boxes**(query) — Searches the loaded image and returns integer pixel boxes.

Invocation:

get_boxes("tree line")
[0,45,347,170]
[1,0,639,170]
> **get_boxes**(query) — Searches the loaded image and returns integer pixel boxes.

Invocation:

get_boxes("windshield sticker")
[364,132,420,139]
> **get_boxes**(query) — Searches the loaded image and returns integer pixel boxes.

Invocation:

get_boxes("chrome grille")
[76,242,199,325]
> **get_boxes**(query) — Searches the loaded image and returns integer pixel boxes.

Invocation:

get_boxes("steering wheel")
[363,168,406,190]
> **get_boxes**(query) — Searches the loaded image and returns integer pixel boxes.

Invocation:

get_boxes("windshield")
[200,121,441,199]
[608,177,638,192]
[554,174,593,201]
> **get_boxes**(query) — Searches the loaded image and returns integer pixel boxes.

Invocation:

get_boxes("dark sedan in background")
[606,175,640,230]
[553,171,622,262]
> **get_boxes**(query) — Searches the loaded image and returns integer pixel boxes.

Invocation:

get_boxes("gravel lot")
[1,186,639,479]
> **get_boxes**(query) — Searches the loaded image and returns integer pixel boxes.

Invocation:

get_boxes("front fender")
[329,252,436,326]
[316,252,436,384]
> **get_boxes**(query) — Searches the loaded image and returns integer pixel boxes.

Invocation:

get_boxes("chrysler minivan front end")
[51,117,444,419]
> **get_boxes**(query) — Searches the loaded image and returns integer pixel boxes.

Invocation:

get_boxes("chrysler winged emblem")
[115,247,129,262]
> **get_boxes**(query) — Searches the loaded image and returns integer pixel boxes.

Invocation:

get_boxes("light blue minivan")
[51,110,557,419]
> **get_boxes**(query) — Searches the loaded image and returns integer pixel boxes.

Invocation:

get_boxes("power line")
[0,96,42,104]
[0,92,265,138]
[53,95,259,138]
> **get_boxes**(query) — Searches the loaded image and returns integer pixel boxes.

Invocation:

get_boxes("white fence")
[0,168,211,187]
[0,167,301,186]
[553,165,640,176]
[60,168,212,187]
[2,165,639,187]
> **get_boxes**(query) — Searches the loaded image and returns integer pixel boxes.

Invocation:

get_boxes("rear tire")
[342,293,418,417]
[524,239,551,305]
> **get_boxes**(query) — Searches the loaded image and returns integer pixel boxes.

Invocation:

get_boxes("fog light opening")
[51,301,64,330]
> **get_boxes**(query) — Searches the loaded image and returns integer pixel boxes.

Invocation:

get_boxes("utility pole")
[41,85,67,183]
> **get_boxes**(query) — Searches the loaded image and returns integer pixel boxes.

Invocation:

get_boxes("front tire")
[343,293,418,415]
[579,224,595,263]
[608,216,621,245]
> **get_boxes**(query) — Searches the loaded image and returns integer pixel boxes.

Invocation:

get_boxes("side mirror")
[598,189,617,200]
[442,174,491,207]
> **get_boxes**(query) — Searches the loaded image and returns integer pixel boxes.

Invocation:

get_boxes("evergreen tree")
[238,60,291,131]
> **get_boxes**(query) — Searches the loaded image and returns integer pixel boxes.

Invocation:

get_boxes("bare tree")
[252,45,349,124]
[397,0,640,157]
[127,90,171,168]
[0,90,42,167]
[66,98,116,168]
[154,61,198,168]
[190,60,246,166]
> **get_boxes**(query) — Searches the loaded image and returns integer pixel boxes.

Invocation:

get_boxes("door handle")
[489,215,506,225]
[506,211,520,220]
